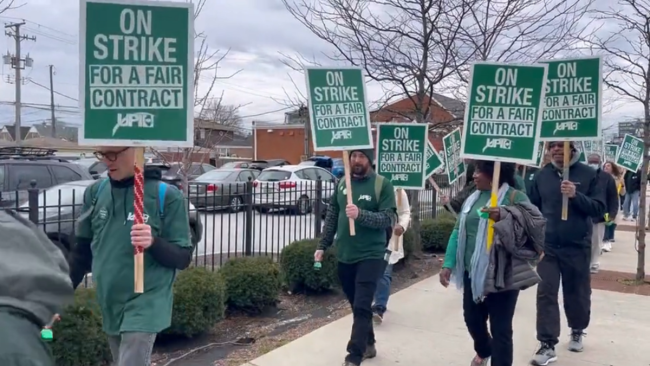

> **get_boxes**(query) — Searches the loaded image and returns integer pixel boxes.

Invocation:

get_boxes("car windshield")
[196,170,235,181]
[333,159,343,167]
[220,162,240,169]
[257,170,291,181]
[73,159,98,168]
[298,161,316,166]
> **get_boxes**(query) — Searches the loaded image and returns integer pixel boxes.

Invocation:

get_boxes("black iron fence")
[2,174,465,269]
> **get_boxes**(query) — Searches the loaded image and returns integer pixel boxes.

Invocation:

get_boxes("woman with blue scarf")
[439,161,529,366]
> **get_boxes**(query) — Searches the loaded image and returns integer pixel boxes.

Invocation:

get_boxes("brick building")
[253,93,465,163]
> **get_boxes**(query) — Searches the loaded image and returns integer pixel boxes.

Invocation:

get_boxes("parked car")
[0,147,94,208]
[249,159,290,171]
[219,161,252,169]
[188,168,260,212]
[299,155,334,171]
[332,158,344,178]
[253,165,337,214]
[99,162,217,190]
[73,158,107,179]
[16,180,202,256]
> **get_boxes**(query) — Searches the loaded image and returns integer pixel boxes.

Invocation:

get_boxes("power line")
[26,78,78,102]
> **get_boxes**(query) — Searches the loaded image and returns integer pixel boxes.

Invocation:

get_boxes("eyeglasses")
[94,147,130,162]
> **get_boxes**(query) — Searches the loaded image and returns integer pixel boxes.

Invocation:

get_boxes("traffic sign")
[616,134,644,172]
[425,140,444,178]
[305,67,373,151]
[605,144,619,163]
[539,56,602,141]
[442,128,466,185]
[460,62,548,165]
[375,123,428,189]
[79,0,194,147]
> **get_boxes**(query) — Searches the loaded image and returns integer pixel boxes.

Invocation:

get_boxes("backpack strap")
[508,189,518,205]
[375,174,384,202]
[92,178,109,206]
[158,182,167,218]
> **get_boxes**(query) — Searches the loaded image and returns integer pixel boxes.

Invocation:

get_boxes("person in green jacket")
[315,149,397,366]
[69,146,192,366]
[439,160,529,366]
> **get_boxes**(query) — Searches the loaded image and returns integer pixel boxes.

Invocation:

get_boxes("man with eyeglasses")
[68,146,193,366]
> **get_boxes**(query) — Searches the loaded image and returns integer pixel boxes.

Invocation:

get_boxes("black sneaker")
[363,344,377,359]
[568,330,585,352]
[530,342,557,365]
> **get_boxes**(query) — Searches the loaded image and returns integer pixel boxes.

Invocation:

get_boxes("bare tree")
[0,0,23,13]
[578,0,650,280]
[169,0,242,192]
[282,0,478,250]
[453,0,593,85]
[198,95,244,130]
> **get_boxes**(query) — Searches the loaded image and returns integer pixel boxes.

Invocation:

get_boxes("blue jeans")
[603,223,616,241]
[623,190,640,218]
[373,263,393,312]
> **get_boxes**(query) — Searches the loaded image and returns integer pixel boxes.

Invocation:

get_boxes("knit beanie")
[349,149,374,165]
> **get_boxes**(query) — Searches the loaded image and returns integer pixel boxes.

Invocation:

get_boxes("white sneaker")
[603,242,612,252]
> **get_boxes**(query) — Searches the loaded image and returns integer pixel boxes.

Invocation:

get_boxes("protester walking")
[440,161,544,366]
[69,146,193,366]
[528,142,606,366]
[586,154,618,273]
[315,149,397,366]
[372,187,411,324]
[0,209,74,366]
[622,169,641,221]
[602,161,624,251]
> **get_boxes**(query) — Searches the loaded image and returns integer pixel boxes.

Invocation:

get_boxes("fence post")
[27,180,39,224]
[244,179,254,256]
[314,178,323,237]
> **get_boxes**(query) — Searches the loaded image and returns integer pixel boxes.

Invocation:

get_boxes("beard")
[352,163,368,175]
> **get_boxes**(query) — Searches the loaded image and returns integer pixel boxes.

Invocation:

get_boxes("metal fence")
[3,174,465,270]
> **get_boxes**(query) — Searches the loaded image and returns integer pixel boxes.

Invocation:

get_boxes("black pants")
[338,259,386,365]
[462,272,519,366]
[536,247,591,346]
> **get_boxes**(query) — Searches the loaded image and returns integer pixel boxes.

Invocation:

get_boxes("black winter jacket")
[529,154,606,253]
[624,170,642,193]
[593,168,619,224]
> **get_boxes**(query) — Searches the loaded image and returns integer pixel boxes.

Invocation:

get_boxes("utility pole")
[49,65,56,137]
[299,105,311,158]
[3,22,35,144]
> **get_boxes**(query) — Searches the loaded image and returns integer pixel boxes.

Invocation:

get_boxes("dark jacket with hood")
[529,151,606,253]
[0,210,73,366]
[624,170,642,193]
[593,167,619,224]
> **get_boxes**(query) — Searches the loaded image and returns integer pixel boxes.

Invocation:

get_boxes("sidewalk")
[242,232,650,366]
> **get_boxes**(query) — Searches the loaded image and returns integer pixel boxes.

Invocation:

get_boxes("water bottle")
[314,261,322,270]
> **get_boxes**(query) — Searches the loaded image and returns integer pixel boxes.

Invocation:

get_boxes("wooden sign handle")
[134,147,145,293]
[342,151,356,236]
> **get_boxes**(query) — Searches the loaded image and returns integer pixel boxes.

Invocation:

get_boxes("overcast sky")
[0,0,642,137]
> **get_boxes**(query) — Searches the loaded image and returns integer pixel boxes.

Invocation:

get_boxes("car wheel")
[294,196,311,215]
[229,196,243,213]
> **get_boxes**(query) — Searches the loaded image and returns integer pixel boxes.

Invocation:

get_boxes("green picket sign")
[425,140,444,178]
[460,62,547,165]
[442,128,466,185]
[305,67,373,151]
[375,123,428,189]
[538,57,602,141]
[616,134,644,172]
[605,144,619,163]
[531,141,545,168]
[79,0,195,147]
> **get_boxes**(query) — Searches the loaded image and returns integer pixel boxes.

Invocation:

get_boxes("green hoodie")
[74,168,191,335]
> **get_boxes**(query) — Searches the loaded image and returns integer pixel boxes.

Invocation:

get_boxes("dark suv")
[0,147,94,208]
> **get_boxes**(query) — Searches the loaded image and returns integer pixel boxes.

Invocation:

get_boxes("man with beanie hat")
[529,141,606,366]
[315,148,397,366]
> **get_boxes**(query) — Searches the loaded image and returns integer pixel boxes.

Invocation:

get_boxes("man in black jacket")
[529,141,606,366]
[586,153,618,274]
[622,169,642,221]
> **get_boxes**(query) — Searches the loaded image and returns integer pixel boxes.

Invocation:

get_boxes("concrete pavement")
[241,230,650,366]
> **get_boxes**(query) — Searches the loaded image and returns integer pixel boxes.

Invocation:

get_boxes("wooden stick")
[428,176,456,217]
[487,161,501,251]
[342,151,356,236]
[133,147,145,293]
[561,141,570,221]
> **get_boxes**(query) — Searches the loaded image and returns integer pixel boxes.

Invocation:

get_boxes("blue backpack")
[93,178,168,218]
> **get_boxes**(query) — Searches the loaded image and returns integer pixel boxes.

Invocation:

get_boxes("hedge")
[49,288,111,366]
[280,238,338,292]
[164,267,227,337]
[220,256,281,313]
[421,216,456,252]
